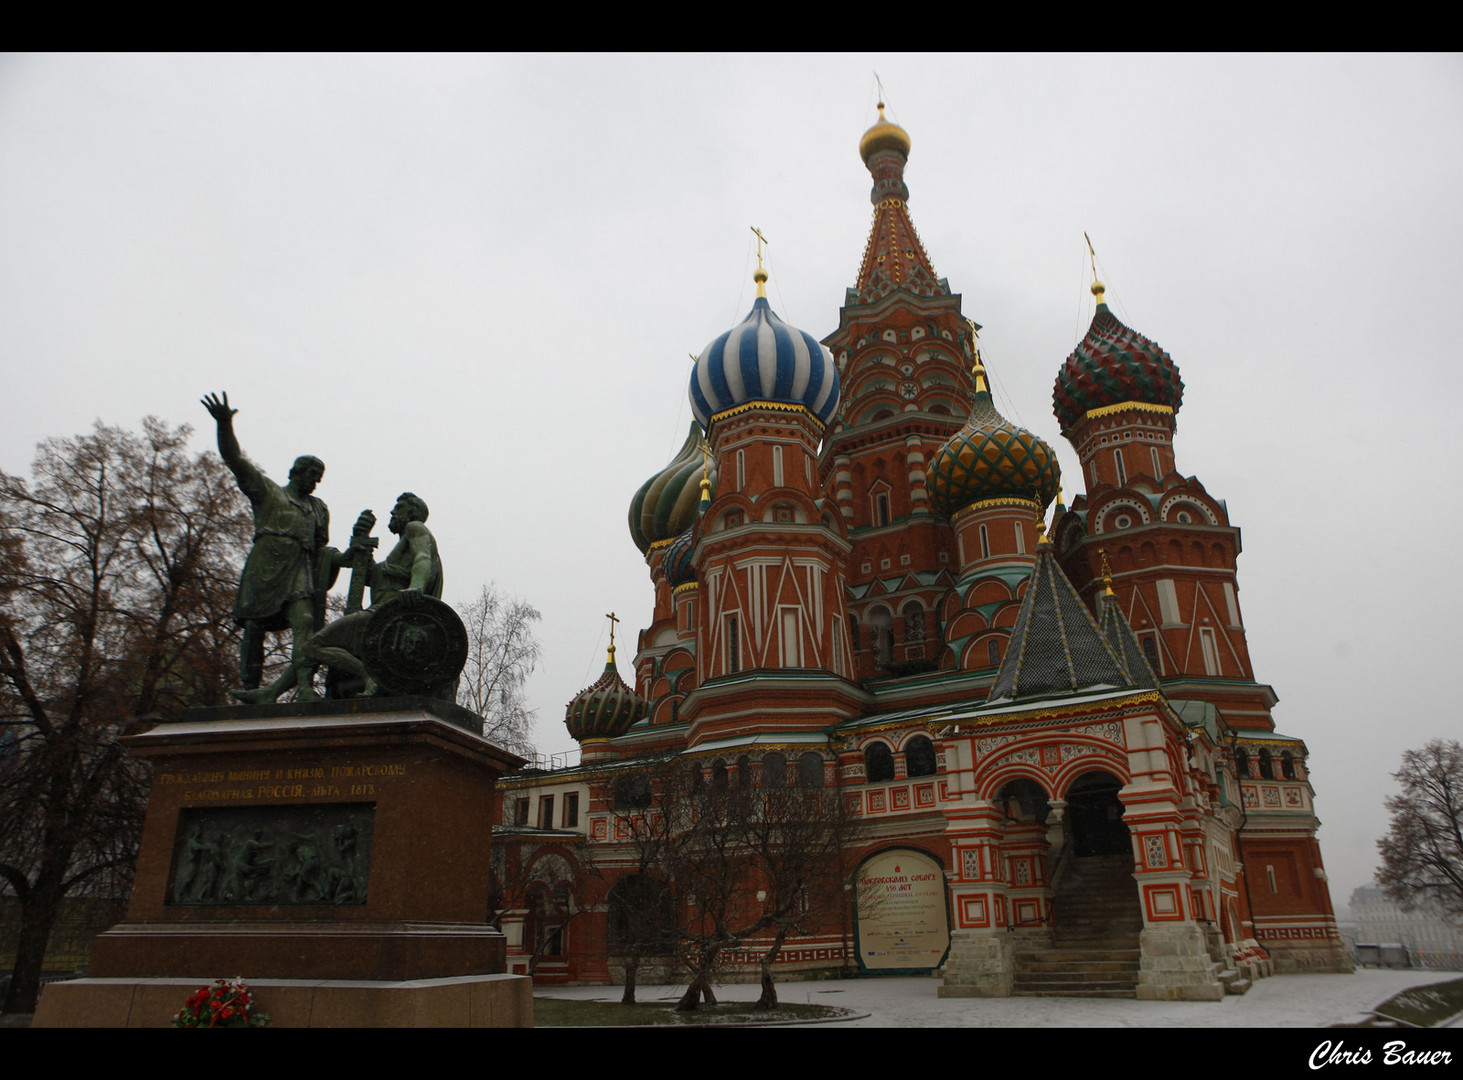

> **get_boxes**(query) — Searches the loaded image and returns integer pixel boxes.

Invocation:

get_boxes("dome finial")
[1084,232,1107,309]
[751,225,769,298]
[972,349,990,395]
[605,610,620,664]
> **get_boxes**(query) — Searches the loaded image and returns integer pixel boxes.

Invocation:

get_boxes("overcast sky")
[2,53,1459,914]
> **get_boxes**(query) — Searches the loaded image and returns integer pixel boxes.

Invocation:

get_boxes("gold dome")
[859,102,911,164]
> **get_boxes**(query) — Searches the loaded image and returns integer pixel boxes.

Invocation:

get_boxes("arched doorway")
[1065,770,1130,857]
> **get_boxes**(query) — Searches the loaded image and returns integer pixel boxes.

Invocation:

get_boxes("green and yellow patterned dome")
[565,644,648,743]
[927,361,1061,517]
[629,422,716,555]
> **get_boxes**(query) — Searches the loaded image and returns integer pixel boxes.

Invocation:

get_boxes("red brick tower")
[819,102,979,683]
[1051,278,1349,971]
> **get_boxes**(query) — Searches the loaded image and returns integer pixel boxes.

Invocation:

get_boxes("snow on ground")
[535,968,1458,1027]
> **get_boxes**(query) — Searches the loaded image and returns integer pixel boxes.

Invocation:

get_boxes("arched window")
[867,608,893,667]
[1258,749,1274,780]
[526,882,570,959]
[1234,749,1250,779]
[797,752,824,787]
[1281,751,1297,781]
[865,742,895,783]
[711,758,729,792]
[762,752,786,788]
[737,754,752,790]
[903,601,925,643]
[905,735,936,777]
[987,639,1002,668]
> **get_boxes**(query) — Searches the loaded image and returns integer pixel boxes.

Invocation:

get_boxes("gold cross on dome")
[750,225,769,271]
[605,611,619,650]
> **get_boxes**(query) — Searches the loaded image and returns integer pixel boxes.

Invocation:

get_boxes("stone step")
[1013,988,1137,998]
[1018,948,1141,965]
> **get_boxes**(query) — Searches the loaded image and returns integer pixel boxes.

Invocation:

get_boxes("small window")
[1141,635,1160,673]
[539,794,555,829]
[797,752,824,787]
[725,615,740,673]
[1281,752,1297,781]
[987,639,1002,668]
[876,492,891,526]
[711,759,728,792]
[865,742,895,783]
[762,752,786,789]
[563,792,579,828]
[773,445,784,488]
[513,798,529,825]
[1234,749,1250,779]
[737,754,752,790]
[1258,749,1274,780]
[1114,450,1127,487]
[979,523,990,559]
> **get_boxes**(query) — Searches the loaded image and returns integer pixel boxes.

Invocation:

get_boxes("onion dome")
[565,642,647,743]
[1052,282,1185,436]
[927,360,1061,517]
[859,101,911,165]
[689,269,840,430]
[629,422,716,555]
[663,524,697,589]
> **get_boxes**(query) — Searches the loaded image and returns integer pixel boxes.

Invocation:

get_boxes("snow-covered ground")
[535,968,1459,1027]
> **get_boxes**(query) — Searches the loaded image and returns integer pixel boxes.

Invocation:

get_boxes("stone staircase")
[1013,854,1144,998]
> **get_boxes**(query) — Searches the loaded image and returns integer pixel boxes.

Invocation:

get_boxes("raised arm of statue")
[201,391,265,504]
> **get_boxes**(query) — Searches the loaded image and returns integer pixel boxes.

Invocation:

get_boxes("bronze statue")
[203,392,336,695]
[233,492,453,702]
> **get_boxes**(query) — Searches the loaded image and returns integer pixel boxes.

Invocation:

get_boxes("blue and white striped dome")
[689,295,840,428]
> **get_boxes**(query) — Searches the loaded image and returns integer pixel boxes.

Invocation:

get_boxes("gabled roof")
[986,540,1133,705]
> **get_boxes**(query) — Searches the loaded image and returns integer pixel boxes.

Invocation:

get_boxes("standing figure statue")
[233,492,447,703]
[202,392,336,697]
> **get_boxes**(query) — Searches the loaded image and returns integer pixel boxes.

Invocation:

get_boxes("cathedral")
[493,105,1351,999]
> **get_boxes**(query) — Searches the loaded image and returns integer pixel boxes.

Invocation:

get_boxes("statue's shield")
[360,593,468,696]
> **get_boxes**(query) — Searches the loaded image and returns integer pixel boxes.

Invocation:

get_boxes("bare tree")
[456,584,541,758]
[604,758,681,1003]
[0,419,250,1013]
[1377,739,1463,924]
[738,779,862,1008]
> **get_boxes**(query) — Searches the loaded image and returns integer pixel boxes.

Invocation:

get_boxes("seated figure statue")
[234,492,443,703]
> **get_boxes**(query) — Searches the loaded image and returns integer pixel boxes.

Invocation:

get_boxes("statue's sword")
[345,511,378,615]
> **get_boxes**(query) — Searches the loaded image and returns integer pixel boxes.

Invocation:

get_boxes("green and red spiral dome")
[1052,284,1184,435]
[565,655,648,743]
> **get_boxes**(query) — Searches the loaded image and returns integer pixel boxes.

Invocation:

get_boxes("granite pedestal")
[34,697,532,1028]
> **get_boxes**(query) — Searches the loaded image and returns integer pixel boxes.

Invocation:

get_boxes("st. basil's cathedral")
[494,104,1352,999]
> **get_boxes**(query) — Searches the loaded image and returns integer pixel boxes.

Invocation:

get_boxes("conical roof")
[1098,591,1160,691]
[986,540,1133,704]
[853,103,945,304]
